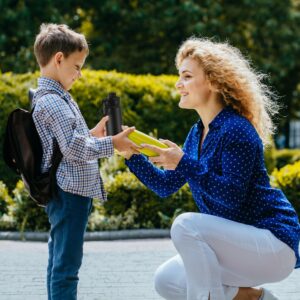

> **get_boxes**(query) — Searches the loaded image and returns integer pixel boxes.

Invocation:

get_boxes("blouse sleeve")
[124,126,198,197]
[125,155,187,197]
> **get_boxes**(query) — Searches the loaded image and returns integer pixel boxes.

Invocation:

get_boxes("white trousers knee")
[154,213,296,300]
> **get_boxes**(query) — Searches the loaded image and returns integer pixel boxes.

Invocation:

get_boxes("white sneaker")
[259,288,280,300]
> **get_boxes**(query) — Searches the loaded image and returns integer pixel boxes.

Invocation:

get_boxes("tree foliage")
[0,0,300,143]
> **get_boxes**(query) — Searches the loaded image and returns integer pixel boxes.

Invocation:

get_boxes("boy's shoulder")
[33,89,72,122]
[34,89,67,109]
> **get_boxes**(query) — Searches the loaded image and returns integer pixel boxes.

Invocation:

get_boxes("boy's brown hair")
[34,23,89,67]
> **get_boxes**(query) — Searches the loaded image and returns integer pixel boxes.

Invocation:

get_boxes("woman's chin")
[179,101,192,109]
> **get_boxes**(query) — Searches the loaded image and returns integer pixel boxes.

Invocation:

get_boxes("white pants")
[154,213,296,300]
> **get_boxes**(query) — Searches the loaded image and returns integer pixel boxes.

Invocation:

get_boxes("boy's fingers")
[122,125,129,130]
[99,116,109,125]
[122,126,135,136]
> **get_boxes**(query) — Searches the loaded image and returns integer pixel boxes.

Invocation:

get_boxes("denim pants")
[45,186,92,300]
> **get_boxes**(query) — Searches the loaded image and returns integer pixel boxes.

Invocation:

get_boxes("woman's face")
[175,57,212,110]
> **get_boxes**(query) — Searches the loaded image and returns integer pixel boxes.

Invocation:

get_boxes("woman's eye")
[184,75,191,79]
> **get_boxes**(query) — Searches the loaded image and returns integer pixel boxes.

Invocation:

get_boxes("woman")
[121,38,300,300]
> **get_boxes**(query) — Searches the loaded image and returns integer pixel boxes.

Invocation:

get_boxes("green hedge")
[271,161,300,216]
[0,70,196,189]
[1,70,300,231]
[274,149,300,169]
[2,70,299,189]
[0,180,49,231]
[103,170,196,229]
[0,163,197,231]
[1,155,300,231]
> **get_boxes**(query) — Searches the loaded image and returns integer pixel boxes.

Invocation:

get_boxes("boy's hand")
[116,126,141,160]
[90,116,109,138]
[112,126,141,155]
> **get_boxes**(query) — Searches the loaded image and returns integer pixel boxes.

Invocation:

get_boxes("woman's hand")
[90,116,109,138]
[143,139,184,170]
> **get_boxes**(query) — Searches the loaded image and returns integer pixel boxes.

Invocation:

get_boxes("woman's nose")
[175,79,183,89]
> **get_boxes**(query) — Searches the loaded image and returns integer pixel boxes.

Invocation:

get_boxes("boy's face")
[55,50,87,91]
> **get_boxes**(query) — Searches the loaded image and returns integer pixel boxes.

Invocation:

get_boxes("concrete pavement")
[0,239,299,300]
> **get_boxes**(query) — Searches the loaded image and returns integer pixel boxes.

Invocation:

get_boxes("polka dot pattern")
[126,106,300,268]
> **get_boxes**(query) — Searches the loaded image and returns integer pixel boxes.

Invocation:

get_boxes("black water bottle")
[102,93,122,135]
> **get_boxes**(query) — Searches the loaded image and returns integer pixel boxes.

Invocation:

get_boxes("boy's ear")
[54,52,64,67]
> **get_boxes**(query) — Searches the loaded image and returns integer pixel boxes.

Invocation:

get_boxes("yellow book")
[128,130,168,157]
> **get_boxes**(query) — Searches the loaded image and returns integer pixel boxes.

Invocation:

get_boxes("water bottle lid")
[106,93,120,106]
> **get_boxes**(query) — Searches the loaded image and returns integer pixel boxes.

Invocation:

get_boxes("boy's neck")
[40,68,66,91]
[40,65,59,82]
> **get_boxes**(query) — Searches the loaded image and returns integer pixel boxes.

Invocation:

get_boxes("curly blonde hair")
[175,37,279,147]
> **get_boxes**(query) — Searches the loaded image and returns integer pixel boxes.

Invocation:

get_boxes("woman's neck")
[196,100,226,131]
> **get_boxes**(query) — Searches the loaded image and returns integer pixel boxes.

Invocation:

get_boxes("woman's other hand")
[143,139,184,170]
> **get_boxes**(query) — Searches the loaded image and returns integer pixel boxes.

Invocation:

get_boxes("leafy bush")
[0,181,16,230]
[0,73,37,189]
[103,168,197,229]
[8,180,49,232]
[271,161,300,216]
[274,149,300,169]
[88,201,140,231]
[0,181,13,217]
[0,153,198,231]
[264,141,277,174]
[0,70,196,189]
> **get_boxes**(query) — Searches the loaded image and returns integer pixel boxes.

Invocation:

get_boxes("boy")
[33,23,139,300]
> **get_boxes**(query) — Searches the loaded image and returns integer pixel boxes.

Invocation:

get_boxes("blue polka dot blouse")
[126,106,300,268]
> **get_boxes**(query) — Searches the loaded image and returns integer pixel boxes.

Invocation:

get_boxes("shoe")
[259,288,279,300]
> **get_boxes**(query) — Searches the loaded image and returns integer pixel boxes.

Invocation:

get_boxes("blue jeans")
[45,186,92,300]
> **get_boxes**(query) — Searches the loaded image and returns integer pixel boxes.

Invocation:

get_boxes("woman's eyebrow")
[180,70,192,75]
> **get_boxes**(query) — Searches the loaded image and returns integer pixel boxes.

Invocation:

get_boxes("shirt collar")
[37,77,71,101]
[196,106,235,132]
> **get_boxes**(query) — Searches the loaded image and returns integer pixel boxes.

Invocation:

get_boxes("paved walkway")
[0,239,299,300]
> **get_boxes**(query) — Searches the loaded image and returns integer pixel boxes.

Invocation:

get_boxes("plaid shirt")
[32,77,114,201]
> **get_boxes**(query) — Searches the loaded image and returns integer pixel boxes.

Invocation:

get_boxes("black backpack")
[3,89,63,207]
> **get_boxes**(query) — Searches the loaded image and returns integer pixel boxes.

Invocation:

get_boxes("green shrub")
[264,142,277,174]
[271,161,300,216]
[274,149,300,169]
[0,181,16,231]
[8,180,49,232]
[103,168,197,229]
[100,155,128,182]
[1,70,196,189]
[0,73,37,190]
[88,201,140,231]
[0,181,13,217]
